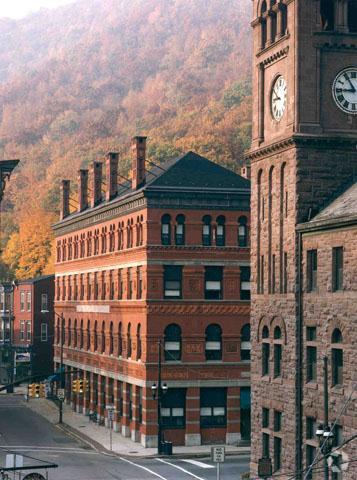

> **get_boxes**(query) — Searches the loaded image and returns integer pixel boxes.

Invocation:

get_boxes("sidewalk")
[24,397,251,458]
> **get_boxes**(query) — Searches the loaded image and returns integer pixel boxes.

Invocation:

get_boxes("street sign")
[211,446,225,463]
[57,388,65,400]
[23,474,46,480]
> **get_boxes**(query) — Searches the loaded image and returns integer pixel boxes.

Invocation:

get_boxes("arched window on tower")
[321,0,335,31]
[241,324,251,360]
[348,0,357,32]
[175,215,185,245]
[202,215,212,246]
[164,324,182,361]
[261,1,268,49]
[161,214,171,245]
[262,326,270,375]
[331,328,343,386]
[205,324,222,361]
[216,216,226,246]
[280,3,288,36]
[238,216,249,247]
[273,326,282,377]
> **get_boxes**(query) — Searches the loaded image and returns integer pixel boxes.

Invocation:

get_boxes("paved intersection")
[0,395,249,479]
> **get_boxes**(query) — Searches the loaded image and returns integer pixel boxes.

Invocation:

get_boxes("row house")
[53,138,251,447]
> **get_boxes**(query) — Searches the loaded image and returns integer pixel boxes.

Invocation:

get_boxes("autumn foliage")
[0,0,252,278]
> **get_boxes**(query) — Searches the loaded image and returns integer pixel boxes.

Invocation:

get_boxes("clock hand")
[346,77,356,93]
[341,88,356,93]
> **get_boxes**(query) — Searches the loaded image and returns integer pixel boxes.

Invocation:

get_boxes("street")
[0,395,249,479]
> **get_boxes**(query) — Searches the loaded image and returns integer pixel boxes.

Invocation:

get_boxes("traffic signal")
[39,384,46,398]
[72,379,78,393]
[28,383,36,397]
[78,380,84,393]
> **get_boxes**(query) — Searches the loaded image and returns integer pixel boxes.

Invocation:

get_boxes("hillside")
[0,0,252,278]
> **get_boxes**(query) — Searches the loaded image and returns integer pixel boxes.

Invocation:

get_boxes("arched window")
[202,215,212,246]
[331,328,343,386]
[241,324,251,360]
[127,323,132,358]
[137,324,142,360]
[94,321,98,352]
[270,10,277,43]
[238,216,248,247]
[348,0,357,32]
[321,0,335,30]
[87,320,91,350]
[262,326,270,375]
[68,319,72,347]
[161,214,171,245]
[273,326,282,378]
[73,319,77,348]
[175,214,185,245]
[280,3,288,35]
[216,216,225,246]
[164,324,182,361]
[205,324,222,360]
[261,1,267,48]
[101,321,106,353]
[80,320,84,349]
[118,322,122,356]
[109,322,114,355]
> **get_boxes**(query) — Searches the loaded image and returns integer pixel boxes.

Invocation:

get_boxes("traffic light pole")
[323,356,329,480]
[157,339,162,455]
[59,312,64,424]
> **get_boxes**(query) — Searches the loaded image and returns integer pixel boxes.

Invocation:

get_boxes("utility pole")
[59,312,64,424]
[323,355,329,480]
[157,339,162,455]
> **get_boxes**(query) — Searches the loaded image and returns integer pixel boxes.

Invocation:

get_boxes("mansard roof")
[298,182,357,232]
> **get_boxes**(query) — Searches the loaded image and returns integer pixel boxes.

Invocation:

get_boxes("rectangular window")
[332,247,343,291]
[41,323,48,342]
[26,321,31,342]
[306,417,316,440]
[164,266,182,299]
[283,252,288,294]
[274,436,282,471]
[161,388,186,428]
[20,292,25,312]
[271,254,276,294]
[274,344,282,377]
[137,269,142,299]
[20,321,25,341]
[332,348,343,386]
[307,250,317,292]
[240,266,251,300]
[274,411,282,432]
[306,346,317,382]
[306,444,316,480]
[262,407,269,428]
[260,255,265,294]
[262,433,270,458]
[41,294,48,312]
[205,266,223,300]
[262,343,270,376]
[200,388,227,427]
[306,326,316,341]
[26,292,31,311]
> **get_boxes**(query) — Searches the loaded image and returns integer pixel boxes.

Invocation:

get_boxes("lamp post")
[151,340,168,455]
[53,311,65,423]
[315,356,334,480]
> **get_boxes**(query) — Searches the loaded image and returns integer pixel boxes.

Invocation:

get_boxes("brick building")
[53,141,251,447]
[248,1,357,479]
[12,275,55,380]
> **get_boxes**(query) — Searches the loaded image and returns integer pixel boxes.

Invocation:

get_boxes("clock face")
[271,76,287,121]
[332,67,357,114]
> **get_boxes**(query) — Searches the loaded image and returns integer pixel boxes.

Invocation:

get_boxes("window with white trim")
[205,266,223,300]
[164,324,181,361]
[41,294,48,312]
[200,387,227,427]
[164,266,182,299]
[161,388,186,428]
[20,321,25,341]
[205,324,222,360]
[41,323,48,342]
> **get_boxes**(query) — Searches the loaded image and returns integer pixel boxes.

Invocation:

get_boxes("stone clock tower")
[248,0,357,478]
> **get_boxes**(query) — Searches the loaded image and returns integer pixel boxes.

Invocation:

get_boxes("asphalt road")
[0,395,249,480]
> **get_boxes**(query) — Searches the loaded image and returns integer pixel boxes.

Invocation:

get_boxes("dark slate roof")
[146,151,250,190]
[298,182,357,232]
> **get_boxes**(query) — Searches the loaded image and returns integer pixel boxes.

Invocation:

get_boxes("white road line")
[119,456,169,480]
[182,459,215,469]
[157,458,207,480]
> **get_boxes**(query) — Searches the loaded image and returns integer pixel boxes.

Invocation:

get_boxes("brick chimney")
[131,136,147,190]
[78,169,89,212]
[60,180,70,220]
[241,165,251,180]
[90,162,103,207]
[106,152,119,201]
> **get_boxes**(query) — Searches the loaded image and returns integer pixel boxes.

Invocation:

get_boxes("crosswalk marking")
[157,458,207,480]
[182,459,215,469]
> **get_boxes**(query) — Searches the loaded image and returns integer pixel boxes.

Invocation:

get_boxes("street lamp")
[151,340,168,454]
[53,311,65,423]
